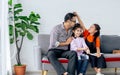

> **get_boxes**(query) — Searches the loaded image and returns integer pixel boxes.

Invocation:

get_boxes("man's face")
[68,17,76,28]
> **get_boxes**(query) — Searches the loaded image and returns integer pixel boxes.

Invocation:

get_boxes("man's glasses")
[70,20,76,23]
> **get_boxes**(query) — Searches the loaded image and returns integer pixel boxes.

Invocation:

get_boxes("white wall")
[0,1,2,74]
[11,0,120,71]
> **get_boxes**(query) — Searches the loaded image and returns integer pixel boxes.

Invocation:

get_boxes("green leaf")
[18,16,28,22]
[29,12,38,22]
[31,21,40,25]
[9,8,12,11]
[34,26,39,33]
[36,14,40,18]
[14,16,19,21]
[9,25,13,36]
[21,21,27,31]
[27,31,33,40]
[31,11,35,15]
[10,38,14,44]
[15,23,21,28]
[20,32,26,36]
[27,25,36,32]
[27,25,39,33]
[14,9,23,15]
[15,21,28,31]
[14,3,22,9]
[8,0,12,6]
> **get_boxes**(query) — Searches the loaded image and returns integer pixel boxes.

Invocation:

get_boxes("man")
[47,13,77,75]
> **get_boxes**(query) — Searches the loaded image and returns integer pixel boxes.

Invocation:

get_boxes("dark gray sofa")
[34,34,120,73]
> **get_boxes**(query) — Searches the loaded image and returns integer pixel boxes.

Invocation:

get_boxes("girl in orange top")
[74,12,106,75]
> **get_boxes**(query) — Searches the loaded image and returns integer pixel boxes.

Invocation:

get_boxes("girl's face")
[73,28,83,37]
[88,25,97,34]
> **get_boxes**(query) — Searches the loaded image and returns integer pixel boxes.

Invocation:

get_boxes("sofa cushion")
[42,54,120,64]
[104,54,120,62]
[38,34,50,55]
[100,35,120,53]
[42,56,68,63]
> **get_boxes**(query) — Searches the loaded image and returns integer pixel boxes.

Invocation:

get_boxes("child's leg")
[80,59,89,75]
[97,55,106,69]
[77,60,82,75]
[96,55,106,74]
[94,67,98,73]
[97,68,101,73]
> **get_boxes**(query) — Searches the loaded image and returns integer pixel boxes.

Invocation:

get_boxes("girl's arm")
[95,37,101,57]
[77,47,88,51]
[96,47,101,53]
[74,12,86,31]
[96,47,101,57]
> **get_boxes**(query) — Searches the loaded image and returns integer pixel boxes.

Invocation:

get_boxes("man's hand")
[65,37,73,45]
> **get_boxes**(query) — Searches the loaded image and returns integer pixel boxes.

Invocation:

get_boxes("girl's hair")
[93,24,101,41]
[72,23,83,37]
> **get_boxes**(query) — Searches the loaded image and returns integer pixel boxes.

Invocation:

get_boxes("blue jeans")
[77,59,89,75]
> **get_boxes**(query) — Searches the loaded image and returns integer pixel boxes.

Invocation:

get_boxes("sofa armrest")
[33,45,42,70]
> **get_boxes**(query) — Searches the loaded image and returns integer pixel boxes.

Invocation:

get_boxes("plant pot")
[14,65,26,75]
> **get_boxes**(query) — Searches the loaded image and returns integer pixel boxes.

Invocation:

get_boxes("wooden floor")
[26,72,120,75]
[25,68,120,75]
[87,73,119,75]
[26,73,120,75]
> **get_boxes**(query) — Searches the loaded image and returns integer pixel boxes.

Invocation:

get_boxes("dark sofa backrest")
[100,35,120,53]
[38,34,50,56]
[38,34,120,55]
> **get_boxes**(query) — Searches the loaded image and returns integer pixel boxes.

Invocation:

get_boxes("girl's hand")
[73,12,79,17]
[86,49,90,54]
[77,47,88,51]
[96,53,101,58]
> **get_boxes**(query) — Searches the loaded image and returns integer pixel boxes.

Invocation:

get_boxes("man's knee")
[71,51,77,56]
[69,51,77,57]
[47,50,55,58]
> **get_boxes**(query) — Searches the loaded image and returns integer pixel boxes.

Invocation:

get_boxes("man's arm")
[50,27,72,48]
[59,37,73,46]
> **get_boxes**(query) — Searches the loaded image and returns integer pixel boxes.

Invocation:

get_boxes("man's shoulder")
[54,24,62,29]
[50,24,63,34]
[52,24,63,31]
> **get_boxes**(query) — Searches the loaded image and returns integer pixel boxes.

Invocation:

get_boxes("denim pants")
[77,55,89,75]
[47,49,77,75]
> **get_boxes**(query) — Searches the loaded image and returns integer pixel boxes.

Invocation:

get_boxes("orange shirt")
[83,29,100,48]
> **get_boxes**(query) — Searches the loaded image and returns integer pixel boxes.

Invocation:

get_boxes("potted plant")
[8,0,41,75]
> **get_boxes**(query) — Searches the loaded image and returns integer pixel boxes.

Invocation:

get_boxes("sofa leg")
[115,67,117,73]
[41,70,48,75]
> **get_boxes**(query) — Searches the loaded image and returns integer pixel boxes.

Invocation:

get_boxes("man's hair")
[64,13,76,22]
